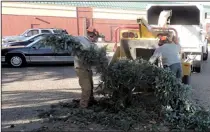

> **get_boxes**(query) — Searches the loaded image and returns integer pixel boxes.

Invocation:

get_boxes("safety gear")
[158,35,169,46]
[160,36,167,41]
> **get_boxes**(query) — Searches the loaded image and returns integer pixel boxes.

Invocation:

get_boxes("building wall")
[2,2,77,36]
[92,8,146,42]
[2,2,146,42]
[2,15,78,36]
[93,19,138,42]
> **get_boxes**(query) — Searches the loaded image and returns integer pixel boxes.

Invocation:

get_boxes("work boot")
[79,100,89,108]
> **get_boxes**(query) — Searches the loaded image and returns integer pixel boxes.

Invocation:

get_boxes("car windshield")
[20,30,29,36]
[26,37,45,47]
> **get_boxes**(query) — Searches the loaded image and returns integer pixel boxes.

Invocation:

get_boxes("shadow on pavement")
[2,89,81,132]
[2,63,77,85]
[2,63,74,68]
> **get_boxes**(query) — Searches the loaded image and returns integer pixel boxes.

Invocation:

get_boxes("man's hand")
[149,56,157,64]
[149,47,161,64]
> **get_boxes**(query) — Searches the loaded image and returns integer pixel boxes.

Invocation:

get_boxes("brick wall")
[2,15,78,36]
[2,6,139,42]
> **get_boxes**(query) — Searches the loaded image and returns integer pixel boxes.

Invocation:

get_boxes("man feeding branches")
[42,34,108,108]
[74,36,96,108]
[149,35,182,79]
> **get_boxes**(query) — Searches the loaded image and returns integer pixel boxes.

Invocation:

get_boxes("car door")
[28,40,56,62]
[55,44,74,63]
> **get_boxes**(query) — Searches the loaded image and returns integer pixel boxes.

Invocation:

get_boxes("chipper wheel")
[182,75,190,85]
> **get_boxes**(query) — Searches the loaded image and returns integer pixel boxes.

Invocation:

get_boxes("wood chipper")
[146,4,208,73]
[110,17,192,84]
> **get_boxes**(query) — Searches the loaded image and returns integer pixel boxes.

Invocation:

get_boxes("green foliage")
[98,33,105,38]
[42,34,108,71]
[102,58,210,131]
[37,95,163,132]
[41,34,210,131]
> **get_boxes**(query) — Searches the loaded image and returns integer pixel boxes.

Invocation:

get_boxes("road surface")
[1,52,210,131]
[190,58,210,109]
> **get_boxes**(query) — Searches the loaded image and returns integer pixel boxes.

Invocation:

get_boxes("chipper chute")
[147,5,201,25]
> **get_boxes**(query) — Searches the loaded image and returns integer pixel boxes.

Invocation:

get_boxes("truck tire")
[203,49,208,61]
[192,61,202,73]
[193,66,201,73]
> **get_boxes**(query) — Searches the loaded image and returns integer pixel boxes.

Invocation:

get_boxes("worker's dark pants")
[164,63,182,79]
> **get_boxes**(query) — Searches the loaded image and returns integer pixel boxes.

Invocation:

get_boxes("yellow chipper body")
[109,17,192,84]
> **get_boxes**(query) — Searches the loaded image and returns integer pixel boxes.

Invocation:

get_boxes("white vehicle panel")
[169,25,202,48]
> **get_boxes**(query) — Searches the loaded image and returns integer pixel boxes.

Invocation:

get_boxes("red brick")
[2,7,140,43]
[2,15,78,36]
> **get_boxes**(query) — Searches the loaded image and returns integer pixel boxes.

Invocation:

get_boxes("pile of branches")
[103,58,210,131]
[36,94,162,132]
[41,34,210,131]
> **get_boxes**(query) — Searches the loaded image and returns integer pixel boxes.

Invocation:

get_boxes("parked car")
[1,36,92,67]
[2,28,68,43]
[2,33,52,48]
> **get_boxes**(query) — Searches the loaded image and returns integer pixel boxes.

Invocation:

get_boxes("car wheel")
[9,55,26,67]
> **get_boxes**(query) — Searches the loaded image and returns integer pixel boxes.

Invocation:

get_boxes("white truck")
[146,4,209,72]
